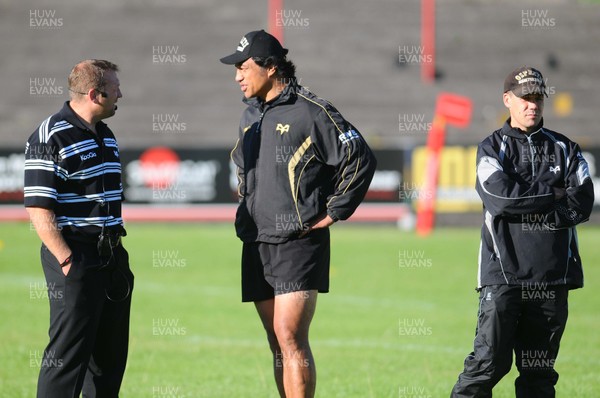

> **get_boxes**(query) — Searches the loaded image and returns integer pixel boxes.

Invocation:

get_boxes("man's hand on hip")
[299,214,335,238]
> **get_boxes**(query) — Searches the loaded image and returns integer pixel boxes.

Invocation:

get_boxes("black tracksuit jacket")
[230,83,377,243]
[476,119,594,289]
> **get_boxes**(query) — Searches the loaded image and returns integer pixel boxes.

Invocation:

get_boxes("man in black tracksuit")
[451,66,594,397]
[221,30,376,397]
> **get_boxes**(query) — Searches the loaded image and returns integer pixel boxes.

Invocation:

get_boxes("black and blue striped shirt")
[24,102,125,238]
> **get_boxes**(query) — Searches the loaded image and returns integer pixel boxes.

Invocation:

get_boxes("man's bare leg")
[274,290,318,398]
[255,299,285,397]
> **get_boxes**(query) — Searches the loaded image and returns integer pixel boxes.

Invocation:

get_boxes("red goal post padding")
[416,93,472,236]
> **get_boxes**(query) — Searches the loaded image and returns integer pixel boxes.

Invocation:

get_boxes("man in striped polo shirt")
[25,59,134,398]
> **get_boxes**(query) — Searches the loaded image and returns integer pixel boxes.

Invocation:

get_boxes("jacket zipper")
[250,109,266,219]
[526,134,536,178]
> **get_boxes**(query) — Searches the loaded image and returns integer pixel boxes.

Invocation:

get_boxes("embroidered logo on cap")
[237,37,249,52]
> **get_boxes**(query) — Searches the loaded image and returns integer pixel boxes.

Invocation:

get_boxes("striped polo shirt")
[24,101,125,238]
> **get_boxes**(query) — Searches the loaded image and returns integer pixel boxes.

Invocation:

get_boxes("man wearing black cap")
[221,30,376,397]
[450,66,594,397]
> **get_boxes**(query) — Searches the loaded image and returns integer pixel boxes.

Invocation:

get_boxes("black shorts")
[241,228,330,302]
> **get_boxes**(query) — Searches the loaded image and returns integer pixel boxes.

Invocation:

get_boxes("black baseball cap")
[220,30,288,65]
[503,66,548,97]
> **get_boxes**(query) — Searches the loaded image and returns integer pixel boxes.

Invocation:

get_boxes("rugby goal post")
[416,93,472,236]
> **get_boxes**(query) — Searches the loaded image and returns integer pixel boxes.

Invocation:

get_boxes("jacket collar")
[501,117,544,139]
[242,79,300,110]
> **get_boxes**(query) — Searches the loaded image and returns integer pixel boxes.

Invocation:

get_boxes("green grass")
[1,222,599,397]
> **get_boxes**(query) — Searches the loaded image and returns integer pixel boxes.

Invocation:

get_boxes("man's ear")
[90,88,102,104]
[266,66,277,78]
[502,92,512,109]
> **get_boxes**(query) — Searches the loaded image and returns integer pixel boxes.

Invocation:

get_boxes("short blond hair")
[68,59,119,99]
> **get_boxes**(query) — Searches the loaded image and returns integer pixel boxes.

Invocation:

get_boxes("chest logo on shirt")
[276,123,290,135]
[114,150,119,158]
[549,165,561,175]
[80,151,97,161]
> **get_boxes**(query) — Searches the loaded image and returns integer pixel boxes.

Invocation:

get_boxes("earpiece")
[94,88,107,98]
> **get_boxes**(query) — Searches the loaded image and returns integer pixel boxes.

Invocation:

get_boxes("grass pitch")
[1,222,599,397]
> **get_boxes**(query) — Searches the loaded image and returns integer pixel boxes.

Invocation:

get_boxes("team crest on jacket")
[549,165,560,174]
[276,123,290,135]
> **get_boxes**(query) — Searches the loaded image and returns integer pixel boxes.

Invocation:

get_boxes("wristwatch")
[60,254,73,267]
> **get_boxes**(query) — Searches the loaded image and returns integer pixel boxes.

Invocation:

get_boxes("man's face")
[235,58,272,100]
[96,70,122,119]
[503,91,544,133]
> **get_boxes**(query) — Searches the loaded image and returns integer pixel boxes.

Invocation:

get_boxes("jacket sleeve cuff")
[327,209,340,222]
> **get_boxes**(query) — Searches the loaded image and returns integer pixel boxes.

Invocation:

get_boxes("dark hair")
[252,56,296,79]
